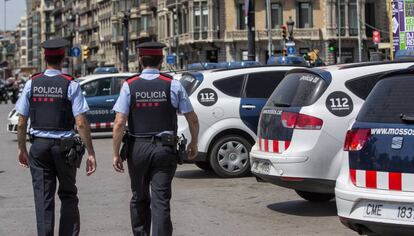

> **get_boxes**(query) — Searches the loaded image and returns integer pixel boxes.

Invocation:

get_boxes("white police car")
[177,65,304,177]
[336,68,414,235]
[7,73,135,133]
[250,61,414,201]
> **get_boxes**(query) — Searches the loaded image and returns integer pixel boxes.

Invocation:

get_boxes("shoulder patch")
[61,74,75,81]
[127,73,141,85]
[30,72,43,80]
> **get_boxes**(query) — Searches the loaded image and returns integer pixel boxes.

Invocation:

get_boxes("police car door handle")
[105,99,115,103]
[241,105,256,110]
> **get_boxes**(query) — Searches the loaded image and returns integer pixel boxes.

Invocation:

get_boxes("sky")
[0,0,26,31]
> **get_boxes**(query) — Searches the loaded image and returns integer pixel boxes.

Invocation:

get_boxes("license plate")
[252,160,270,175]
[363,201,414,222]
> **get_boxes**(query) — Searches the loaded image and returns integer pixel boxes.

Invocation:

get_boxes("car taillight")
[281,112,323,130]
[281,112,298,128]
[344,129,371,151]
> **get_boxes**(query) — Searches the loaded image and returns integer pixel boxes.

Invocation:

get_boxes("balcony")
[89,36,99,49]
[111,35,124,44]
[225,28,321,42]
[140,26,157,37]
[99,12,112,21]
[161,30,220,46]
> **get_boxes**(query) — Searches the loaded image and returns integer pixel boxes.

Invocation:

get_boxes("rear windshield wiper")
[272,101,291,107]
[400,114,414,123]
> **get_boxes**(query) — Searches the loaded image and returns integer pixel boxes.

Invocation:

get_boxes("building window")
[297,2,312,28]
[242,50,248,60]
[238,3,246,30]
[21,49,26,56]
[141,15,152,32]
[193,1,208,39]
[336,1,346,36]
[270,3,283,29]
[348,0,358,36]
[365,2,376,37]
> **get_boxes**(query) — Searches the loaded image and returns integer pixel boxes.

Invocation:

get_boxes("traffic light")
[328,40,337,53]
[281,26,287,39]
[82,46,90,60]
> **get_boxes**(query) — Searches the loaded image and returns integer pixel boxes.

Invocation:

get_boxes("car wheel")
[195,161,212,171]
[209,135,252,178]
[295,190,335,202]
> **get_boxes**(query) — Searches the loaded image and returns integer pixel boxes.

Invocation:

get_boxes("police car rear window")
[266,73,328,107]
[179,74,202,96]
[357,76,414,124]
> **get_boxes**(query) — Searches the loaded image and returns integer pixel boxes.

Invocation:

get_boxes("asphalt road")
[0,103,354,236]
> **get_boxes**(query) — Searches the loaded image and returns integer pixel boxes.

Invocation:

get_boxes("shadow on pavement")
[267,200,337,217]
[92,133,113,139]
[175,169,220,179]
[0,170,4,174]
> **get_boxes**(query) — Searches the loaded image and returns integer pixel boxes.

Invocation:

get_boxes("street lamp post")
[67,11,76,75]
[266,0,272,59]
[247,0,256,61]
[122,0,130,72]
[286,16,294,41]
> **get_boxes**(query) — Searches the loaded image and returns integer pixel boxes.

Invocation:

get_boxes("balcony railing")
[225,28,321,41]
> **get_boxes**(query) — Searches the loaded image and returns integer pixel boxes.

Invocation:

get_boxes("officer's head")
[41,38,69,68]
[137,42,166,71]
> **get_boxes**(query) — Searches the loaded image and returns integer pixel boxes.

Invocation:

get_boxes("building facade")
[15,17,29,69]
[157,0,390,66]
[111,0,158,72]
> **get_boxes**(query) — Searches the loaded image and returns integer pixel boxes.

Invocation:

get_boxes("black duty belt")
[128,136,161,143]
[31,136,62,145]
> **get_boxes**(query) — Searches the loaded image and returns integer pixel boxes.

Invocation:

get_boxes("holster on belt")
[60,136,85,168]
[177,134,187,165]
[120,133,129,162]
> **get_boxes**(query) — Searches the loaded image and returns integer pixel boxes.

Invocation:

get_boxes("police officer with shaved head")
[112,42,199,236]
[16,38,97,236]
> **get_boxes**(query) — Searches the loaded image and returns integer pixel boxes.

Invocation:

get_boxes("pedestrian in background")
[16,38,97,236]
[112,42,199,236]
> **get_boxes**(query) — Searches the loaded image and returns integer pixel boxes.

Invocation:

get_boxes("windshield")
[357,76,414,124]
[179,73,203,96]
[266,73,328,107]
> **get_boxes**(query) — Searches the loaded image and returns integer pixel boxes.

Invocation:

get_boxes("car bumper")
[250,148,335,193]
[335,183,414,235]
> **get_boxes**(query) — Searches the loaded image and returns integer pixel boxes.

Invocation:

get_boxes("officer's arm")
[184,111,199,159]
[113,112,127,157]
[75,114,95,156]
[17,115,28,153]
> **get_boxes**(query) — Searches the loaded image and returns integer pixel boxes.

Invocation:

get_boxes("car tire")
[209,135,252,178]
[195,161,212,171]
[295,190,335,202]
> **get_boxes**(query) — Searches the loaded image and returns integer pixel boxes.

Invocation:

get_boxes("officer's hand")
[187,142,198,160]
[18,150,29,168]
[113,155,124,173]
[86,155,97,176]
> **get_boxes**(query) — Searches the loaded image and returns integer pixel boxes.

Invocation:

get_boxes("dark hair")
[140,55,163,68]
[45,55,65,66]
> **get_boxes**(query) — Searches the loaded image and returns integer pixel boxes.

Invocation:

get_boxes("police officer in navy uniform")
[16,38,97,236]
[112,42,199,236]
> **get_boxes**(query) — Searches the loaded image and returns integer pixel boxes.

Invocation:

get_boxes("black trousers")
[127,141,177,236]
[29,138,80,236]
